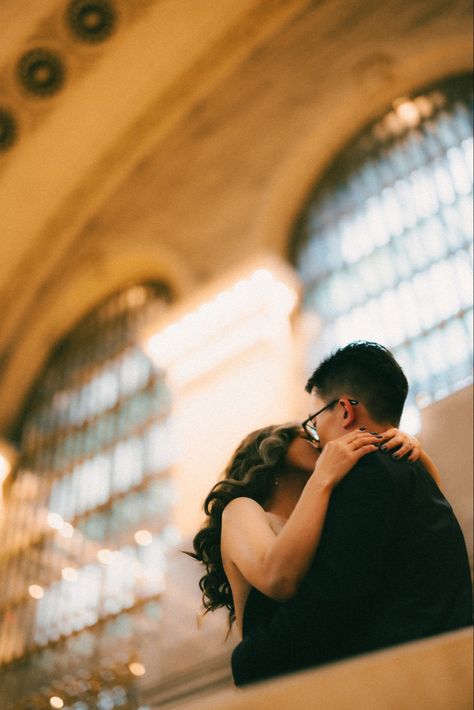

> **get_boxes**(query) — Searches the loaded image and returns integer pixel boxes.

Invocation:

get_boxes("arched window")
[0,283,176,709]
[292,73,473,426]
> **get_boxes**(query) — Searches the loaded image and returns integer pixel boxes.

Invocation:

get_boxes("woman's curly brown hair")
[186,423,300,627]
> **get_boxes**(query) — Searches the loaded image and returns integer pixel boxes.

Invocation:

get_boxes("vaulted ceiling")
[0,0,472,435]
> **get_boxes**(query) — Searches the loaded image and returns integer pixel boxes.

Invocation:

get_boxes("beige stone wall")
[418,385,474,569]
[174,627,473,710]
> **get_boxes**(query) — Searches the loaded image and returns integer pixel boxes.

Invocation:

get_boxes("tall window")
[292,73,473,425]
[0,283,176,710]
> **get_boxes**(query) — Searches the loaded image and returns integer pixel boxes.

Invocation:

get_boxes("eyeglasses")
[302,399,359,443]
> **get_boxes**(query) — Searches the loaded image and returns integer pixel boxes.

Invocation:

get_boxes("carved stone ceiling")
[0,0,472,434]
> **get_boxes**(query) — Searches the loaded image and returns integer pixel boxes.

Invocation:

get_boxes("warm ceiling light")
[128,662,146,676]
[144,264,298,387]
[49,697,64,709]
[134,530,153,546]
[394,98,420,128]
[28,584,44,599]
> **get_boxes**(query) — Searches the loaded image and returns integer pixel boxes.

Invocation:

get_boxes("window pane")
[0,283,174,708]
[293,73,473,413]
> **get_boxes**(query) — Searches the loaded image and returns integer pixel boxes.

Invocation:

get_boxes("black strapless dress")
[231,587,280,686]
[242,586,279,637]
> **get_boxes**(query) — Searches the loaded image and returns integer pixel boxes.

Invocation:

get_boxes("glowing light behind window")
[28,585,44,600]
[0,453,10,484]
[0,441,16,495]
[129,662,146,677]
[145,268,298,387]
[0,283,175,707]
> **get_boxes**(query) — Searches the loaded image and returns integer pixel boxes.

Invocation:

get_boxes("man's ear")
[339,398,357,429]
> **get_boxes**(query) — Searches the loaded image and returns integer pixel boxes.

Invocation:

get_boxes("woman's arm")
[221,431,380,601]
[418,449,443,487]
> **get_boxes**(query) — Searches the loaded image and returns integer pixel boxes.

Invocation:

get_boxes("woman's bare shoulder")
[223,497,264,520]
[221,498,270,537]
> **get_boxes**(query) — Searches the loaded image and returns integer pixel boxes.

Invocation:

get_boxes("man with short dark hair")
[304,340,408,426]
[231,342,472,686]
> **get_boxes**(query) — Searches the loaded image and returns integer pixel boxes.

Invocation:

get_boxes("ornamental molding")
[0,0,155,153]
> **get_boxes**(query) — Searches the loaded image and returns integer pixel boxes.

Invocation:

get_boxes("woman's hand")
[313,429,381,488]
[377,428,421,462]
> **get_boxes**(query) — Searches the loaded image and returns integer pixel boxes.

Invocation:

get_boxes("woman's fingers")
[353,443,379,459]
[379,435,403,451]
[380,435,420,462]
[378,427,398,440]
[334,429,421,464]
[333,432,380,451]
[405,437,421,462]
[347,430,381,443]
[351,434,382,449]
[391,442,413,459]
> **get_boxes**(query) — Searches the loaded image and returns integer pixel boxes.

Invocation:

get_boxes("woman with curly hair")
[189,423,438,637]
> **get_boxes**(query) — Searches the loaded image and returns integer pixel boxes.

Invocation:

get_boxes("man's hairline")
[307,385,403,427]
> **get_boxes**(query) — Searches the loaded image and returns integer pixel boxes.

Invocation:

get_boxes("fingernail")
[392,453,399,460]
[381,446,387,452]
[359,426,367,430]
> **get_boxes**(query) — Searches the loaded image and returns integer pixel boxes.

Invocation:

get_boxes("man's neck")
[349,418,393,434]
